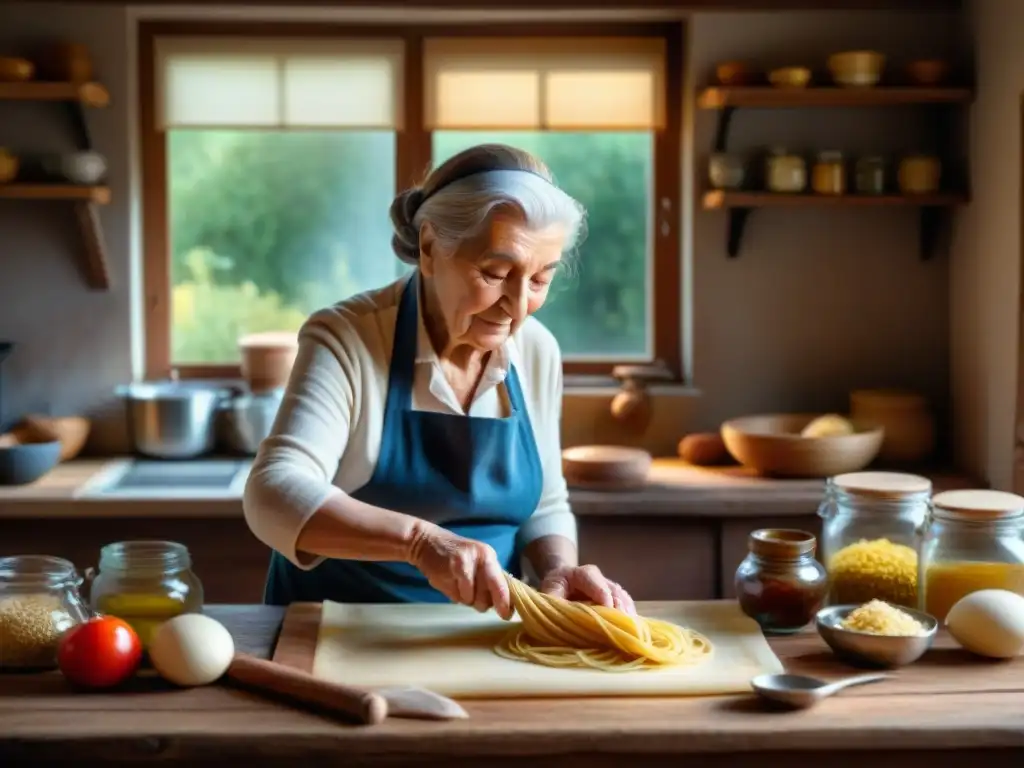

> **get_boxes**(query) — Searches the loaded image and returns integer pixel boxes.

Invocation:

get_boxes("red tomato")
[58,616,143,689]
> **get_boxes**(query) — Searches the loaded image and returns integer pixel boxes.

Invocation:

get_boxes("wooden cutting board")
[275,600,784,698]
[273,601,1024,699]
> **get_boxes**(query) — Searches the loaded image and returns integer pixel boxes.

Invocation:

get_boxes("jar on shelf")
[919,489,1024,622]
[898,154,941,194]
[765,148,807,193]
[88,541,204,648]
[708,153,746,190]
[812,151,846,195]
[0,555,91,671]
[818,471,932,608]
[734,528,829,635]
[854,155,887,194]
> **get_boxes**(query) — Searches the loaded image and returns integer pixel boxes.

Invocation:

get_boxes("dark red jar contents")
[734,528,829,634]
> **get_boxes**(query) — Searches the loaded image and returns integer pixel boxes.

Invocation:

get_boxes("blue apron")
[263,274,545,605]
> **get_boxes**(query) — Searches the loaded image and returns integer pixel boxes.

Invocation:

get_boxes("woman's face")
[420,212,566,352]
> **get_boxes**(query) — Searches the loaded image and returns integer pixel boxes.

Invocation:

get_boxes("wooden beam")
[28,0,963,9]
[73,202,111,291]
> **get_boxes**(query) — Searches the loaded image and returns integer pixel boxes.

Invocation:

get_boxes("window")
[140,23,682,380]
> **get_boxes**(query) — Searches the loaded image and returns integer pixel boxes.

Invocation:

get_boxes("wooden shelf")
[703,190,967,261]
[698,86,973,110]
[0,184,110,204]
[0,184,111,290]
[702,190,969,209]
[0,81,110,108]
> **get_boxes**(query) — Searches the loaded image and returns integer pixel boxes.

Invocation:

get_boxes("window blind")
[423,37,667,131]
[154,37,405,130]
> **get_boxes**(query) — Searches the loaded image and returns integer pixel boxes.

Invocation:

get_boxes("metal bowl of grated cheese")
[816,601,938,668]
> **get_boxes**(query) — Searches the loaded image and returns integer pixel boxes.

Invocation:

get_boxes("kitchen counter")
[0,457,980,519]
[1,604,1022,767]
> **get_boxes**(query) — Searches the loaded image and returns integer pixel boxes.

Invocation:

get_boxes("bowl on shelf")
[562,445,652,490]
[715,60,758,86]
[768,67,812,89]
[0,57,35,82]
[816,604,938,668]
[906,59,949,86]
[827,50,885,87]
[0,426,63,486]
[720,413,884,478]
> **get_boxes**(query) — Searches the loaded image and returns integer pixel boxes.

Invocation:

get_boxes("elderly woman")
[243,143,635,620]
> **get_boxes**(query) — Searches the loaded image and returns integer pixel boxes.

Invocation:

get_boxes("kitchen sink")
[77,458,251,499]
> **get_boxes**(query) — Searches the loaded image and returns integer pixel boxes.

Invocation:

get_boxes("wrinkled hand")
[539,564,636,615]
[408,525,512,619]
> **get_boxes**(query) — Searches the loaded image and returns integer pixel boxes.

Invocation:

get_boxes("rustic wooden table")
[1,604,1023,767]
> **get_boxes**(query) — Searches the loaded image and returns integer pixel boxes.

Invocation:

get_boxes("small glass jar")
[765,148,807,193]
[855,155,887,194]
[818,471,932,608]
[708,153,746,190]
[919,489,1024,622]
[734,529,829,634]
[812,151,846,195]
[0,555,91,671]
[898,154,941,194]
[88,541,204,648]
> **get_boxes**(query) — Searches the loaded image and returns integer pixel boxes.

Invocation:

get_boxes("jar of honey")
[919,489,1024,622]
[734,529,829,634]
[87,541,204,648]
[812,151,846,195]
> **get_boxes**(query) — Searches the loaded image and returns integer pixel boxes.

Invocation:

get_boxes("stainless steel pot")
[117,381,230,459]
[217,388,284,456]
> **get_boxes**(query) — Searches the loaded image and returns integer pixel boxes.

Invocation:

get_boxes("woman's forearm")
[295,491,439,564]
[523,534,579,579]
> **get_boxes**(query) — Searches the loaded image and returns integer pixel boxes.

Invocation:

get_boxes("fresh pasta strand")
[494,573,714,672]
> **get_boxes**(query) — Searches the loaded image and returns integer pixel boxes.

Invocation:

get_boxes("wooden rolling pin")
[226,653,388,725]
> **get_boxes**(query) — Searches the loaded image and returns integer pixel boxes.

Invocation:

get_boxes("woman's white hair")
[389,143,587,266]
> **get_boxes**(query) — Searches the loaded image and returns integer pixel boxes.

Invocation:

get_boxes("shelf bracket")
[712,106,736,153]
[919,206,944,261]
[73,201,111,289]
[726,207,752,258]
[63,101,94,152]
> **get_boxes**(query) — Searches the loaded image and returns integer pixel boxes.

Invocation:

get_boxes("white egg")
[149,613,235,687]
[945,589,1024,659]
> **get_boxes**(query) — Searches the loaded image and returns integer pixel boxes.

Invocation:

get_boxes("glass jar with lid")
[88,541,204,648]
[734,529,829,635]
[919,489,1024,622]
[0,555,91,671]
[818,471,932,608]
[854,155,887,195]
[765,148,807,193]
[811,151,846,195]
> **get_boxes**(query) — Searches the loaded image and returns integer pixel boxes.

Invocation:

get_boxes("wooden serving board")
[273,602,1024,698]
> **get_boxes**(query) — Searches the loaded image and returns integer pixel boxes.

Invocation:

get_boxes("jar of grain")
[765,148,807,193]
[0,555,91,671]
[898,154,941,194]
[811,151,846,195]
[818,471,932,608]
[918,489,1024,622]
[88,541,204,649]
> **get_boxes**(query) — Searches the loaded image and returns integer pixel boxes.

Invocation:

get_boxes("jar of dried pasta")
[0,555,91,671]
[818,471,931,608]
[919,489,1024,623]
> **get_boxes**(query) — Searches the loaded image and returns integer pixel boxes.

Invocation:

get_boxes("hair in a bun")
[389,187,425,265]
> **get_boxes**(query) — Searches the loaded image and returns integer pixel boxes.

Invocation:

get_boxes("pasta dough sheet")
[312,600,784,698]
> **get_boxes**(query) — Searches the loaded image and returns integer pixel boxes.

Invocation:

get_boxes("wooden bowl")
[827,50,885,87]
[562,445,652,490]
[0,57,35,83]
[768,67,812,89]
[721,413,884,478]
[906,59,949,86]
[19,415,91,461]
[715,60,758,86]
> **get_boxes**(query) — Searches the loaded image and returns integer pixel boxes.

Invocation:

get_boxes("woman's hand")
[539,564,637,615]
[408,524,513,619]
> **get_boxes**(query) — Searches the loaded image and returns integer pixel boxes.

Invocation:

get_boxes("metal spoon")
[750,672,890,709]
